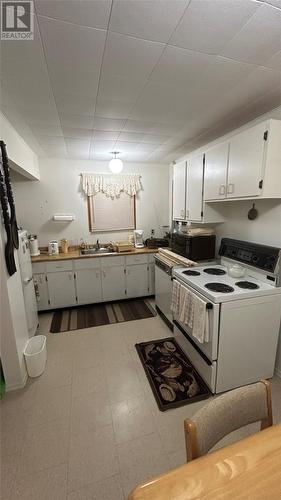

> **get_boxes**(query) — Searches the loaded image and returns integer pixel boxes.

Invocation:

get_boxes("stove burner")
[235,281,259,290]
[205,282,234,293]
[183,270,201,276]
[203,268,226,275]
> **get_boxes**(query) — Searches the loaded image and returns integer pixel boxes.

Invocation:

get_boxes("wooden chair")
[184,379,273,462]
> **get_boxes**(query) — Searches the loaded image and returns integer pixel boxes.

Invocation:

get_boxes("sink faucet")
[96,239,100,250]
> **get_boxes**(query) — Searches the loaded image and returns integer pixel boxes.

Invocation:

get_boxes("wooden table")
[129,424,281,500]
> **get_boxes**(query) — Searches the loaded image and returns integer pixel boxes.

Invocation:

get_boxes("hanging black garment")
[0,141,19,249]
[0,147,17,276]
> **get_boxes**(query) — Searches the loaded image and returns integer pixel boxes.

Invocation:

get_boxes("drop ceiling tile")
[59,113,95,129]
[65,138,91,158]
[98,74,146,103]
[55,92,95,116]
[37,136,66,146]
[199,57,256,97]
[141,134,170,144]
[109,0,188,43]
[38,16,106,71]
[129,81,203,124]
[115,141,142,153]
[61,127,93,139]
[1,14,42,63]
[101,32,165,80]
[95,98,132,119]
[150,45,214,86]
[265,49,281,70]
[136,143,159,152]
[92,130,120,141]
[122,120,157,133]
[93,117,126,131]
[221,4,281,65]
[118,132,145,142]
[90,140,115,155]
[260,0,281,8]
[29,123,63,136]
[170,0,259,54]
[48,65,100,98]
[35,0,111,29]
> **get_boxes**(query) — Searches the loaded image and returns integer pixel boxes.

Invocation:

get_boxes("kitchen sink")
[80,247,115,255]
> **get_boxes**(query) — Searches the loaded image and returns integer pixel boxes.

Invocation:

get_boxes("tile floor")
[1,310,281,500]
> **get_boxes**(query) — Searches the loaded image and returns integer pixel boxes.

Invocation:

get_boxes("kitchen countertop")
[31,247,158,263]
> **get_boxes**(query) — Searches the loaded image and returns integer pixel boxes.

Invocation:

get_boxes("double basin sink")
[80,247,116,256]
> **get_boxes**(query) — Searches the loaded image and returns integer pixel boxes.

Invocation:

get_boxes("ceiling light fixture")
[109,151,123,174]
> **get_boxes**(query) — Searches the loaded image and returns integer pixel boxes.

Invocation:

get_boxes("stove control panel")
[219,238,280,273]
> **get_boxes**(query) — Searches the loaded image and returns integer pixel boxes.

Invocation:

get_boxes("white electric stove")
[172,238,281,394]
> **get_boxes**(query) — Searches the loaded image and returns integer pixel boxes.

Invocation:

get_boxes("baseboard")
[275,367,281,379]
[6,372,28,392]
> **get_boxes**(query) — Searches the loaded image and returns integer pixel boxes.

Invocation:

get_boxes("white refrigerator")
[18,230,38,337]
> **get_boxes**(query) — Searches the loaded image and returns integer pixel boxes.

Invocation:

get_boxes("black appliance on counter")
[145,238,169,249]
[171,233,216,261]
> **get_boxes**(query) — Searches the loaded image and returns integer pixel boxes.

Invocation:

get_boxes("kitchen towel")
[171,280,181,315]
[192,294,210,343]
[179,286,194,331]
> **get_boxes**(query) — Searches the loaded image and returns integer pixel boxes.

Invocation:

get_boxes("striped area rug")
[50,298,156,333]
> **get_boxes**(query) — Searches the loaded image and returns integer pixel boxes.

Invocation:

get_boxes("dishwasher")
[155,255,174,330]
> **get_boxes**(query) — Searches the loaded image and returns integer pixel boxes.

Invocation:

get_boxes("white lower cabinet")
[75,269,102,305]
[33,254,156,310]
[33,274,49,311]
[101,266,126,301]
[126,264,148,298]
[47,271,77,309]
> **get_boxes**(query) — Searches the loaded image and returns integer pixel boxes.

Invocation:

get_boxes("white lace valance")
[81,173,142,199]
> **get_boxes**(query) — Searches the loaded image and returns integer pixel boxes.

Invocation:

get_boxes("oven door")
[172,279,220,362]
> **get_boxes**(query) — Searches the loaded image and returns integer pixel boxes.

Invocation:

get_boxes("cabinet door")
[126,264,148,298]
[76,269,102,305]
[227,122,266,198]
[172,161,186,220]
[186,154,204,221]
[47,271,77,309]
[33,274,49,311]
[102,266,126,301]
[148,263,155,295]
[204,142,229,200]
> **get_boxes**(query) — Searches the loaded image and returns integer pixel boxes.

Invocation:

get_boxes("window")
[88,192,136,232]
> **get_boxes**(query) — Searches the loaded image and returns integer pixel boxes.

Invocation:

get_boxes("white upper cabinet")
[172,161,186,220]
[227,122,266,198]
[186,154,204,221]
[203,119,281,202]
[204,142,229,201]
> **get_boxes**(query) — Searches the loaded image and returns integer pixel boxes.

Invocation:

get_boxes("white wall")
[12,158,170,247]
[0,111,40,180]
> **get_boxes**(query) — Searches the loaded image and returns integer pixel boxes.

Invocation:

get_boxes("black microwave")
[171,233,216,261]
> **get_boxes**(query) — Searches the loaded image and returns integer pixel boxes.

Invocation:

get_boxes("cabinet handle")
[227,183,234,194]
[219,185,226,196]
[103,271,106,278]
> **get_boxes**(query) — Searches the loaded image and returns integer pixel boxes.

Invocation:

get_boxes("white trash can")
[24,335,47,377]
